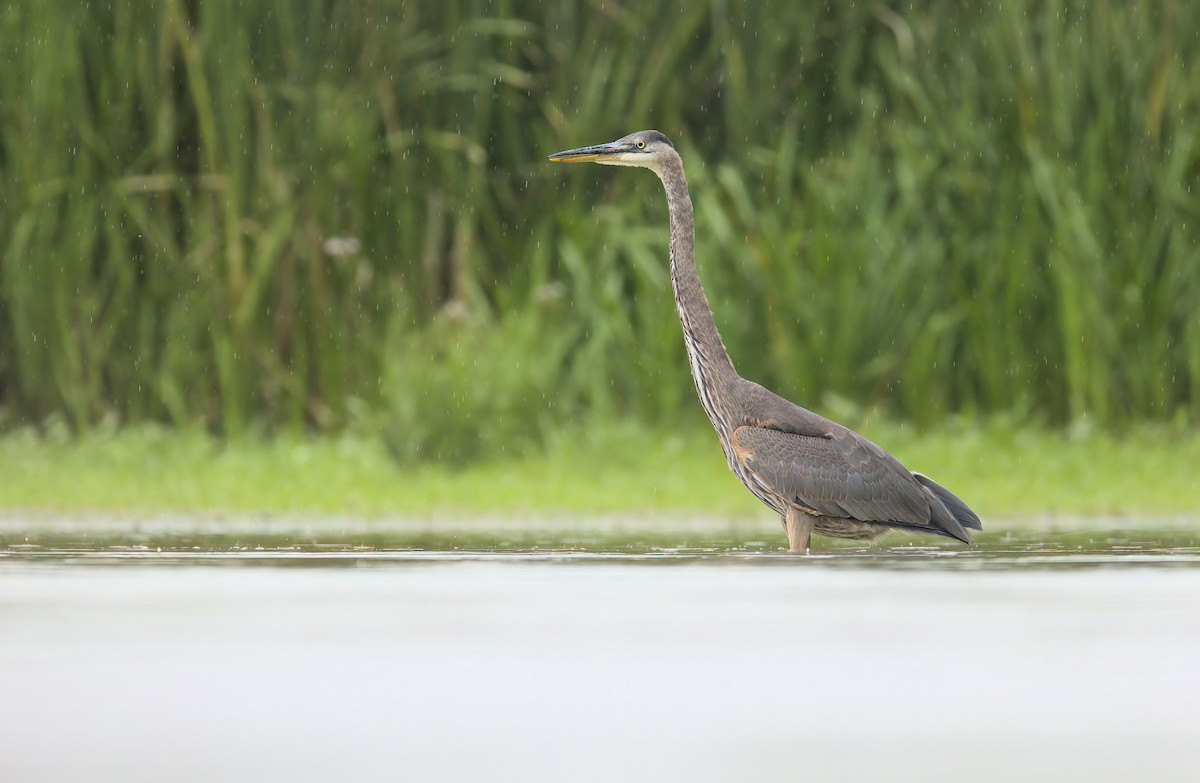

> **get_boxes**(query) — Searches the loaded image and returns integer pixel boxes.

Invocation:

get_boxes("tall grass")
[1,0,1198,456]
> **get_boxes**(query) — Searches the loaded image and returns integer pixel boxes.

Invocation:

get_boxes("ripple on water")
[2,526,1200,570]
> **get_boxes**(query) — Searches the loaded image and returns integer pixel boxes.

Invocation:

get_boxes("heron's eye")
[635,140,646,149]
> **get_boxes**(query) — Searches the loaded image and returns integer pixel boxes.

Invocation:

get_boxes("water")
[3,522,1200,782]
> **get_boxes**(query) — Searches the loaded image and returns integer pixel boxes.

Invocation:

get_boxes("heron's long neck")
[657,156,739,426]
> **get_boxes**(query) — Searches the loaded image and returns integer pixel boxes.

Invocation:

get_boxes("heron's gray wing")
[914,473,983,531]
[731,424,972,542]
[737,380,841,438]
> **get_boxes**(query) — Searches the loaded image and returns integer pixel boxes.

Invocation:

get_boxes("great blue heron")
[549,130,982,552]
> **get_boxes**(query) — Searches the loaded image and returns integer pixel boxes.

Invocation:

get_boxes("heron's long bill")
[547,141,627,163]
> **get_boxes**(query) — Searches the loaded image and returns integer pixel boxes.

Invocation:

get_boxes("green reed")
[1,0,1198,458]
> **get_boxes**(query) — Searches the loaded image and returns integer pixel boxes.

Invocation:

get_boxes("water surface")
[2,522,1199,782]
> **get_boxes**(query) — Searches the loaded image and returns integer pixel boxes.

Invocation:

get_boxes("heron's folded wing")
[730,425,937,529]
[914,472,983,531]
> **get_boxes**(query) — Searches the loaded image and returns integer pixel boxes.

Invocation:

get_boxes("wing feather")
[731,424,972,542]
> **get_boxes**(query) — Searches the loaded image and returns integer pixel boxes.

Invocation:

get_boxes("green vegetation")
[2,1,1198,463]
[3,424,1199,522]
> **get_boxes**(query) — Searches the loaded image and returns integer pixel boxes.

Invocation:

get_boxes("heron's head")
[548,130,676,172]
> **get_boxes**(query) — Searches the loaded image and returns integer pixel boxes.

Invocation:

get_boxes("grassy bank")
[2,423,1198,523]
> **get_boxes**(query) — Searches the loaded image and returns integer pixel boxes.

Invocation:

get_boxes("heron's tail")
[914,473,983,532]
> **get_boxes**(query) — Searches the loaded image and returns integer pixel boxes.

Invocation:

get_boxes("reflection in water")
[2,525,1200,569]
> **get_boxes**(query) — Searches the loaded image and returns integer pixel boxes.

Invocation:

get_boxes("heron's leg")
[784,507,814,554]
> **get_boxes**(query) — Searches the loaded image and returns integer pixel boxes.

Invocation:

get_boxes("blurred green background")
[1,0,1198,476]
